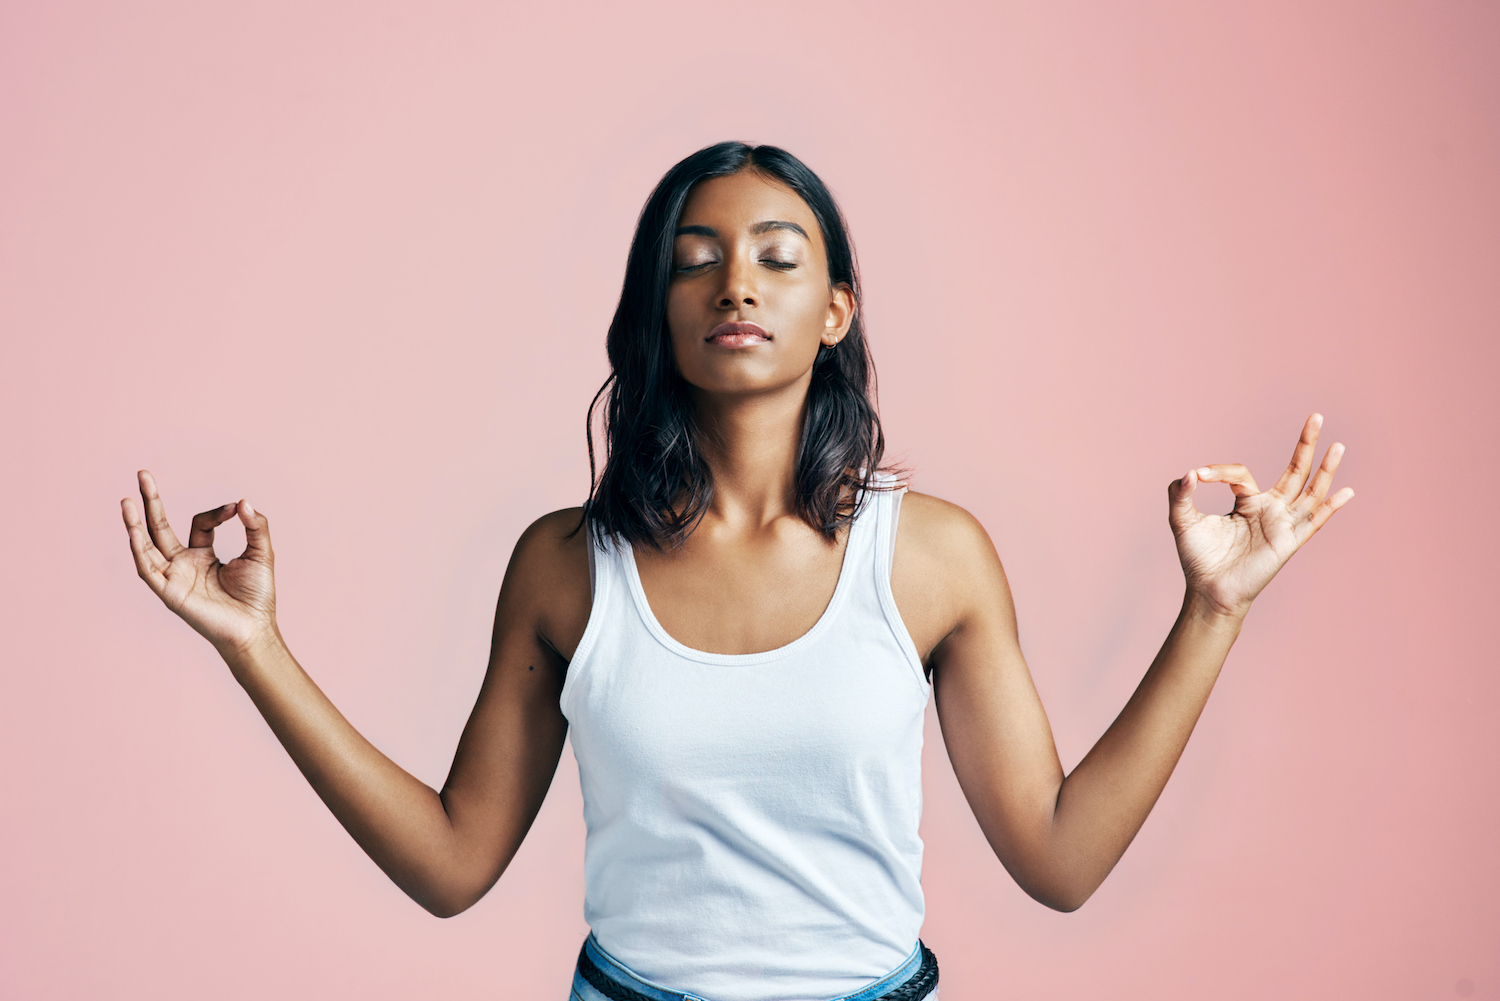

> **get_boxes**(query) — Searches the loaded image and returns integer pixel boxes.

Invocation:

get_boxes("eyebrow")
[752,220,809,239]
[674,220,811,240]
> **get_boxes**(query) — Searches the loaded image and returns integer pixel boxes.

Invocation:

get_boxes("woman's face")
[667,170,853,399]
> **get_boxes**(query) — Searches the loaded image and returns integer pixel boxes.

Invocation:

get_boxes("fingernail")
[241,500,256,519]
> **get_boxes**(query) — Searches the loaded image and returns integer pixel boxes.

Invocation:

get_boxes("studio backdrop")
[1,2,1496,999]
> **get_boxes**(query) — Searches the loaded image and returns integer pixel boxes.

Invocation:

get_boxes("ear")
[822,284,855,346]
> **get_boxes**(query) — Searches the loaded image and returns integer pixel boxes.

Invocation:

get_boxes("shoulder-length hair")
[584,141,891,549]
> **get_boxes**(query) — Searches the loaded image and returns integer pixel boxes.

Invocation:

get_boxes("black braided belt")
[576,941,938,1001]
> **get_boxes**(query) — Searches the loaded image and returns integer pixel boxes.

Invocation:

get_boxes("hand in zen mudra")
[1169,414,1353,617]
[122,470,278,656]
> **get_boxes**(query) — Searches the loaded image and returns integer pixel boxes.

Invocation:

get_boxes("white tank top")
[560,484,929,1001]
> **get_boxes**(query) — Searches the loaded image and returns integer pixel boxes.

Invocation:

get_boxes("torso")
[558,482,931,1001]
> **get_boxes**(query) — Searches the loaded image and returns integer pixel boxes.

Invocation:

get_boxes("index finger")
[1270,414,1322,500]
[1196,463,1260,497]
[137,469,186,559]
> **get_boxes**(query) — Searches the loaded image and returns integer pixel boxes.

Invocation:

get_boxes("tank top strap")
[865,477,927,695]
[864,476,906,584]
[564,527,627,698]
[842,480,883,570]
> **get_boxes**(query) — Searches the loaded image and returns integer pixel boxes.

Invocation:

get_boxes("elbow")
[422,899,471,920]
[400,867,488,919]
[415,883,484,919]
[1016,872,1101,913]
[1003,842,1111,912]
[409,858,511,919]
[1034,887,1092,913]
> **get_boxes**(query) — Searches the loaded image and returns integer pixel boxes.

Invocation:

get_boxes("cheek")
[664,287,711,377]
[668,282,694,311]
[780,282,832,337]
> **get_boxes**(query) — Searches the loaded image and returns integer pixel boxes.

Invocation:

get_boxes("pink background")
[3,2,1496,998]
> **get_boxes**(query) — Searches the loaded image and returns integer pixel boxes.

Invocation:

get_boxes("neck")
[691,377,809,531]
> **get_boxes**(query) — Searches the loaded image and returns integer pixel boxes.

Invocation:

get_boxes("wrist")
[1181,588,1249,631]
[216,620,287,674]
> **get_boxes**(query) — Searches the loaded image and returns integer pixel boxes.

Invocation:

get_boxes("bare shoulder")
[498,507,592,662]
[891,491,1013,662]
[897,491,998,561]
[510,507,591,576]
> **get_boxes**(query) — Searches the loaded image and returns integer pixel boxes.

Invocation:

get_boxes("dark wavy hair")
[583,141,892,549]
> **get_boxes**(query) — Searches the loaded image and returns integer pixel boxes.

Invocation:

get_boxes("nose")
[716,253,758,310]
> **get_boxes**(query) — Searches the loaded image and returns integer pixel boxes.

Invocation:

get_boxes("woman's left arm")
[903,414,1353,911]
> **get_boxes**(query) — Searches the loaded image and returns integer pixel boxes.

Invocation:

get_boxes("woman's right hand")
[122,470,278,657]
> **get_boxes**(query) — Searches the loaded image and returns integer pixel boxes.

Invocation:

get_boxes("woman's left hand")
[1169,414,1354,618]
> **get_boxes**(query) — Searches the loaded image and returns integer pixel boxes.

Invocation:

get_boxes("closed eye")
[760,259,797,270]
[675,261,716,274]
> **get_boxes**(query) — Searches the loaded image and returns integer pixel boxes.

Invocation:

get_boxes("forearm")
[1036,594,1244,909]
[122,480,577,917]
[928,419,1349,911]
[222,632,480,916]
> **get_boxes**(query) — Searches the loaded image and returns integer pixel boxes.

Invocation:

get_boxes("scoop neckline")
[619,511,868,666]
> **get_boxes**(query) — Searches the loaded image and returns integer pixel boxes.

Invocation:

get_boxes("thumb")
[236,499,274,561]
[1168,469,1202,531]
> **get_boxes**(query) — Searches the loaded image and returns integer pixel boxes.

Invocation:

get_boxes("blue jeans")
[569,935,939,1001]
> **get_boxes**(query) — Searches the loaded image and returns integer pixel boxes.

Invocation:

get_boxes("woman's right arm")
[121,471,589,917]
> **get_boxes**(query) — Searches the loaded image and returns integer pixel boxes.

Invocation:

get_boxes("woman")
[122,142,1352,1001]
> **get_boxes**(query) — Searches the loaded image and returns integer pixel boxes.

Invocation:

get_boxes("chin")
[683,366,806,398]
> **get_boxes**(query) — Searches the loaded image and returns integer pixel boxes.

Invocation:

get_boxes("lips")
[705,321,771,347]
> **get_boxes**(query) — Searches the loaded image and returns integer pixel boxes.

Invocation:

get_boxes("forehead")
[678,170,820,237]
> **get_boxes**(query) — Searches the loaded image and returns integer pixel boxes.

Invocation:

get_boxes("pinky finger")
[1304,486,1355,538]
